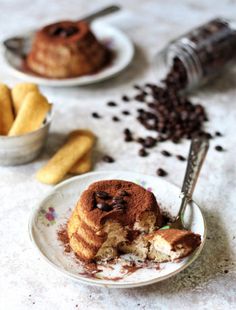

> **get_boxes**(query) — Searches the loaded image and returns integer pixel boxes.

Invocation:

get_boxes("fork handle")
[178,137,209,218]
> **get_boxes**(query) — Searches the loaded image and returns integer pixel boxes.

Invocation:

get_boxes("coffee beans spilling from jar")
[162,57,188,91]
[95,30,226,170]
[154,17,236,89]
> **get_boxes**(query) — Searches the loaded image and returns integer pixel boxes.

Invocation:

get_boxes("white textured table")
[0,1,236,309]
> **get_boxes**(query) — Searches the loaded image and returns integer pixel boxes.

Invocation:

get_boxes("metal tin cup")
[0,108,53,166]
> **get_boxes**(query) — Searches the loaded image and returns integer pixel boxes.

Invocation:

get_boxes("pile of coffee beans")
[93,190,130,212]
[135,83,208,144]
[92,54,225,171]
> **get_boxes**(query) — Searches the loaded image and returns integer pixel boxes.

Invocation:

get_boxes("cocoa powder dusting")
[57,225,71,253]
[122,263,143,274]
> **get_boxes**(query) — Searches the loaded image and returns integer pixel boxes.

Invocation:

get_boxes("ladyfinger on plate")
[12,83,39,114]
[8,91,51,136]
[36,130,96,185]
[0,83,14,135]
[69,150,93,174]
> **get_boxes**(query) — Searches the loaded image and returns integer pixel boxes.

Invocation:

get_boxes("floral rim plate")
[29,171,206,288]
[2,22,134,87]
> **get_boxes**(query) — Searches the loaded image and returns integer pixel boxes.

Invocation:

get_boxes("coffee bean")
[203,132,213,139]
[147,102,157,109]
[96,203,112,212]
[64,26,78,36]
[161,150,172,157]
[112,116,120,122]
[122,110,130,115]
[113,196,125,203]
[122,95,130,102]
[176,155,186,161]
[102,155,115,163]
[125,135,133,142]
[124,128,131,135]
[215,145,224,152]
[137,108,145,113]
[137,137,145,144]
[124,128,133,142]
[138,148,148,157]
[215,131,222,137]
[145,83,155,88]
[50,26,78,37]
[134,94,145,102]
[112,196,126,203]
[143,136,157,148]
[172,137,180,144]
[157,136,167,142]
[107,101,117,107]
[49,26,64,36]
[92,112,101,119]
[95,191,111,200]
[156,168,167,177]
[113,203,126,210]
[118,190,129,197]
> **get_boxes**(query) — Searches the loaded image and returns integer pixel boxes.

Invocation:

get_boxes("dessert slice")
[147,229,201,262]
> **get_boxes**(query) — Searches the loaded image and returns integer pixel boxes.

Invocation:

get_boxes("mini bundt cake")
[26,20,108,78]
[67,180,163,262]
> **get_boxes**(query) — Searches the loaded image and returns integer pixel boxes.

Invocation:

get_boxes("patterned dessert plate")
[29,171,206,288]
[2,21,134,87]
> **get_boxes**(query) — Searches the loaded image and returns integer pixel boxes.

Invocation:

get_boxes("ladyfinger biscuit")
[69,150,93,174]
[0,83,14,135]
[36,130,95,185]
[12,83,39,114]
[8,91,51,136]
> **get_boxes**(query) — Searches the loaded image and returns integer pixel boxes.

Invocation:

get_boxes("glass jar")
[154,17,236,90]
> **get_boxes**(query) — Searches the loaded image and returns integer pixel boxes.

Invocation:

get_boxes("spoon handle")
[82,5,121,23]
[178,138,209,218]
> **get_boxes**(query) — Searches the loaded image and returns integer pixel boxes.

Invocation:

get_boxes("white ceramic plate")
[2,22,134,86]
[29,171,206,288]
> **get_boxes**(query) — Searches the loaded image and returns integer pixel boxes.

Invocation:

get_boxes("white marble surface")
[0,0,236,309]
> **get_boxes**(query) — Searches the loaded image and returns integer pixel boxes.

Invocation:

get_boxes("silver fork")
[3,5,120,57]
[162,137,209,230]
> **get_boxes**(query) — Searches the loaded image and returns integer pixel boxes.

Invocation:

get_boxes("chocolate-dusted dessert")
[67,180,201,263]
[67,180,162,261]
[26,20,108,78]
[147,229,201,262]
